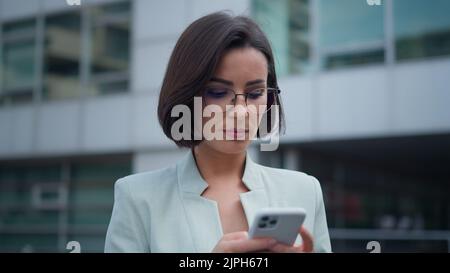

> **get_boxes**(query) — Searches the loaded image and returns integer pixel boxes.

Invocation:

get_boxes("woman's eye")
[247,89,264,99]
[205,88,228,98]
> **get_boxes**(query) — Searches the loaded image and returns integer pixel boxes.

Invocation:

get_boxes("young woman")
[105,11,331,253]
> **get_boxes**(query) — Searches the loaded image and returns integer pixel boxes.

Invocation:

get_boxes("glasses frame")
[202,87,281,112]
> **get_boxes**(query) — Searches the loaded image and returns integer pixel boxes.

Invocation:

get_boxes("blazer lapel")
[176,149,272,253]
[240,152,272,228]
[177,150,223,253]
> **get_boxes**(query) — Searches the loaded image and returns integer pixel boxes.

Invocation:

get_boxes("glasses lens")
[203,87,279,113]
[246,88,267,106]
[204,87,233,109]
[261,89,279,114]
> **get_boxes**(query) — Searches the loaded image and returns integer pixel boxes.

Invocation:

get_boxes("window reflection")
[395,0,450,60]
[319,0,384,47]
[319,0,385,69]
[325,49,384,70]
[1,19,36,105]
[253,0,312,76]
[0,1,131,105]
[43,12,82,100]
[0,156,131,252]
[88,1,130,96]
[288,0,311,74]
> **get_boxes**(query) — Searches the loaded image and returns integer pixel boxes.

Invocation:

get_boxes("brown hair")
[157,11,285,148]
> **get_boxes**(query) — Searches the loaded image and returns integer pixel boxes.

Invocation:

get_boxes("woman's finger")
[299,226,314,252]
[223,231,248,241]
[227,237,277,253]
[268,243,300,253]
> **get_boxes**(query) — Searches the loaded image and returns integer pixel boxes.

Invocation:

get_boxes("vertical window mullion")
[35,15,44,103]
[31,7,44,155]
[0,20,3,102]
[311,0,320,72]
[58,161,70,252]
[384,0,395,65]
[80,5,91,100]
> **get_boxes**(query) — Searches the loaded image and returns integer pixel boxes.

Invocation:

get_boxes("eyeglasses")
[202,87,281,113]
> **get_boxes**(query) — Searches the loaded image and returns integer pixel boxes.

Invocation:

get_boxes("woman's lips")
[223,129,249,139]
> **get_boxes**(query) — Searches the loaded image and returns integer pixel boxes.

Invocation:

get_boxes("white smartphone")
[248,207,306,246]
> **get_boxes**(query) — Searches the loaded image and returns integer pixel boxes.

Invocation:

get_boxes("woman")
[105,11,331,253]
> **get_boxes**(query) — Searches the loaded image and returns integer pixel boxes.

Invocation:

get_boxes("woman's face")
[198,47,269,155]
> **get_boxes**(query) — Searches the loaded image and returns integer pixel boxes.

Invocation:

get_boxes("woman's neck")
[192,144,246,187]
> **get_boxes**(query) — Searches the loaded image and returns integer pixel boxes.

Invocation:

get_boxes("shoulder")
[256,163,323,201]
[258,163,320,189]
[113,164,178,201]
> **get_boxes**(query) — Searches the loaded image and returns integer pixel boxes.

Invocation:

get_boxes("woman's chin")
[207,139,251,154]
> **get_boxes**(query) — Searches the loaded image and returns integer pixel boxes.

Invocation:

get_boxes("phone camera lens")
[258,222,267,228]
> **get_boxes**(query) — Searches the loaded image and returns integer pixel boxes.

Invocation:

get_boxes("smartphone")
[248,207,306,246]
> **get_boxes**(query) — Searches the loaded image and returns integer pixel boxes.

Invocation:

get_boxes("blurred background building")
[0,0,449,252]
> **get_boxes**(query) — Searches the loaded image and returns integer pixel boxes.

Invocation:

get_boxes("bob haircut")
[157,11,285,148]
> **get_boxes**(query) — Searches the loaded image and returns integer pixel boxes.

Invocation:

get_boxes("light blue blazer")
[105,150,332,253]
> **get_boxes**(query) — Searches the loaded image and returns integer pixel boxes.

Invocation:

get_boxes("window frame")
[0,0,132,106]
[0,18,39,105]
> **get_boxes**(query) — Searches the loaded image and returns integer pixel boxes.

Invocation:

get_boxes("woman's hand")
[268,226,314,253]
[211,227,314,253]
[212,231,278,253]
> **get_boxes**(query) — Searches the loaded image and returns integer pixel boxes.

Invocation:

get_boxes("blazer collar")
[177,149,263,195]
[176,148,271,252]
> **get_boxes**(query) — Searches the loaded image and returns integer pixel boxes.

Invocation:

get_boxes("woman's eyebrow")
[210,77,265,86]
[245,79,265,86]
[210,77,233,86]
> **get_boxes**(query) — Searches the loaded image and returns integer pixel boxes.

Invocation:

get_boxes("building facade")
[0,0,449,252]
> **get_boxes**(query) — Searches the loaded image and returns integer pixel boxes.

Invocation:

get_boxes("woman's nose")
[229,96,248,117]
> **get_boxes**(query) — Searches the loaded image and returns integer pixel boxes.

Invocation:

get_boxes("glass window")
[394,0,450,61]
[0,164,62,252]
[0,164,61,208]
[66,234,106,253]
[288,138,450,252]
[253,0,312,76]
[88,1,131,96]
[68,158,131,252]
[288,0,311,74]
[1,19,36,104]
[0,234,58,253]
[1,1,131,106]
[43,11,82,101]
[70,160,130,208]
[324,49,385,69]
[0,156,131,253]
[319,0,385,69]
